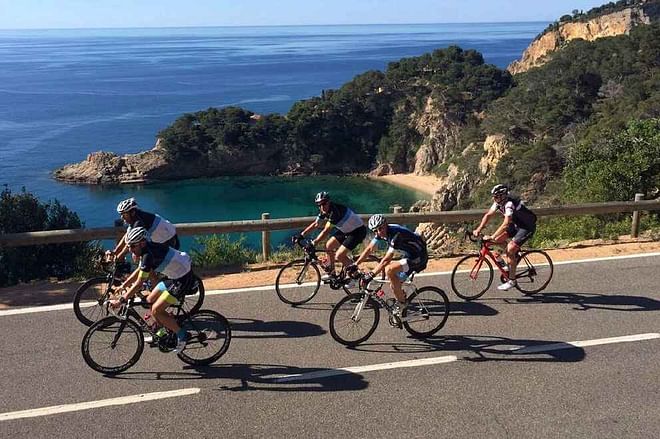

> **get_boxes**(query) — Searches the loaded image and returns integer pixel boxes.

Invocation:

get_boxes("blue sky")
[0,0,610,29]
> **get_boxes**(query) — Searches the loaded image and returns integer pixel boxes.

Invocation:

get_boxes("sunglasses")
[316,200,329,206]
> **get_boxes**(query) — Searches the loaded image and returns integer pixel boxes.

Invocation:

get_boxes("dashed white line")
[511,332,660,354]
[0,388,201,422]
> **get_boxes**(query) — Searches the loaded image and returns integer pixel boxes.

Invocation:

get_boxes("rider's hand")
[483,235,491,241]
[346,264,359,278]
[472,229,481,237]
[291,234,302,244]
[109,296,126,309]
[363,271,375,283]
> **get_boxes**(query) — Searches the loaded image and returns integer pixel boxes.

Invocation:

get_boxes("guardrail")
[1,196,659,260]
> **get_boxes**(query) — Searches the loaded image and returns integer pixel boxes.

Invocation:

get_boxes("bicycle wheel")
[275,259,321,305]
[177,310,231,366]
[181,274,205,314]
[73,276,119,326]
[514,250,554,295]
[81,316,144,375]
[403,286,450,338]
[451,254,494,301]
[329,293,380,346]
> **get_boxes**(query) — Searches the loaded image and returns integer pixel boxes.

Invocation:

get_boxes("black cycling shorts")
[506,224,535,246]
[157,270,195,299]
[331,226,367,251]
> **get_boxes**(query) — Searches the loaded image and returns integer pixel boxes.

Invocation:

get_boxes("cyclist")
[109,197,179,262]
[473,183,537,290]
[298,191,367,280]
[353,214,428,317]
[109,227,193,353]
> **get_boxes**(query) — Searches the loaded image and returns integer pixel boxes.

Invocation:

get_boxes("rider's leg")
[335,244,352,270]
[385,260,407,304]
[150,282,181,333]
[506,240,521,280]
[325,237,340,274]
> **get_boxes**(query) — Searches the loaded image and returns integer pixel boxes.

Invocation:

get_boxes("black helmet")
[315,191,330,204]
[491,184,508,196]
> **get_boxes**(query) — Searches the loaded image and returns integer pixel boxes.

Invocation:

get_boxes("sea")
[0,23,545,248]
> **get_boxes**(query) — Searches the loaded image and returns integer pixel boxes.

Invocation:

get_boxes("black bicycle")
[73,259,205,326]
[329,270,450,346]
[81,295,231,375]
[274,237,382,306]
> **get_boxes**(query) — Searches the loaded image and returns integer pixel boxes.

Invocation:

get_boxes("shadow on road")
[108,363,368,393]
[449,301,498,317]
[351,334,585,363]
[514,291,660,312]
[228,317,326,339]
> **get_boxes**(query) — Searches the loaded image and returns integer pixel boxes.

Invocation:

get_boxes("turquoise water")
[95,175,428,248]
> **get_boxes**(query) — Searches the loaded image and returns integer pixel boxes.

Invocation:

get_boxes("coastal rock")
[369,163,395,176]
[508,3,658,74]
[478,134,509,176]
[413,96,461,175]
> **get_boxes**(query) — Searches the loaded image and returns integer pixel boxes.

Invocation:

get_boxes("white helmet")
[116,197,138,214]
[368,214,386,231]
[491,184,508,196]
[314,191,330,205]
[125,226,147,245]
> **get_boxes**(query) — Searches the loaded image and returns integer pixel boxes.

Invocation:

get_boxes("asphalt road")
[1,253,659,438]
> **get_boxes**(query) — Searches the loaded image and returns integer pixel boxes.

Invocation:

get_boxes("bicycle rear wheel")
[275,259,321,305]
[514,250,553,295]
[451,254,494,301]
[329,293,380,346]
[73,276,120,326]
[403,286,450,338]
[181,274,205,314]
[177,310,231,366]
[81,316,144,375]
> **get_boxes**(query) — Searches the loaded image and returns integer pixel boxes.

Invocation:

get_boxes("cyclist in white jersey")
[474,184,537,290]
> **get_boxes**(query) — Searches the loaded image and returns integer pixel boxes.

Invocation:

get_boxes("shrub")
[190,234,257,268]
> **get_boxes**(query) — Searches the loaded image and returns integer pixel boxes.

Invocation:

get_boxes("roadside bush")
[190,234,257,268]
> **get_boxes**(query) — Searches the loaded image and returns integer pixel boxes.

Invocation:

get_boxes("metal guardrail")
[1,198,659,258]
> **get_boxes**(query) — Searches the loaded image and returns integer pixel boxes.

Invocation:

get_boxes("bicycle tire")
[275,259,321,305]
[73,276,120,326]
[403,286,450,338]
[177,310,231,366]
[181,274,205,314]
[451,254,494,301]
[329,293,380,346]
[514,250,554,295]
[81,316,144,375]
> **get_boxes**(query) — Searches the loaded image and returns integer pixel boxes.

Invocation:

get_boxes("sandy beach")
[370,173,442,197]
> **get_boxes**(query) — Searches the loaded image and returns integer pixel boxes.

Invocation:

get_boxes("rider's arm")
[312,221,333,247]
[111,233,128,258]
[354,240,376,265]
[371,251,394,277]
[474,209,497,235]
[491,215,513,240]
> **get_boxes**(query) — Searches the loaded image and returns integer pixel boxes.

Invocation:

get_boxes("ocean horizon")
[0,22,546,246]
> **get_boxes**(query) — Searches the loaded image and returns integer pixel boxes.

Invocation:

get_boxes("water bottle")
[375,288,385,299]
[397,271,409,282]
[494,252,506,267]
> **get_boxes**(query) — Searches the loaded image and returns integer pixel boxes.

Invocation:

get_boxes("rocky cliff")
[508,2,659,74]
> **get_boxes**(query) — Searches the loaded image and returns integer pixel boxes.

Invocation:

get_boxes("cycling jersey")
[490,196,537,230]
[139,241,191,280]
[371,224,426,259]
[316,202,364,234]
[129,209,176,244]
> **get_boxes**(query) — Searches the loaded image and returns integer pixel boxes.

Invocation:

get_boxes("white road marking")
[2,251,659,317]
[511,332,660,354]
[0,388,200,422]
[273,355,459,382]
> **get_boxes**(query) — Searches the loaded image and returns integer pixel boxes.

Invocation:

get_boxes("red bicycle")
[450,231,553,300]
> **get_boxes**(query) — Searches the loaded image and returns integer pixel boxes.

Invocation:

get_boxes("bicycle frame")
[472,239,512,281]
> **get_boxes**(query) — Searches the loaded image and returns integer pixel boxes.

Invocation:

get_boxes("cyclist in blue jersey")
[109,227,192,353]
[299,191,367,280]
[474,184,537,290]
[109,197,179,262]
[353,214,428,317]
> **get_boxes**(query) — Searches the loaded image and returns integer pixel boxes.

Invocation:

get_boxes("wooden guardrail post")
[261,212,271,261]
[392,205,403,214]
[631,193,644,238]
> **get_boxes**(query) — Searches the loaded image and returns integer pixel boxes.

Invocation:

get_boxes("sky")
[0,0,611,29]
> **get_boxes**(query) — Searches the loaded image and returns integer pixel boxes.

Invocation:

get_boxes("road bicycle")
[73,259,205,326]
[274,237,382,306]
[328,270,449,346]
[81,293,231,375]
[450,231,553,301]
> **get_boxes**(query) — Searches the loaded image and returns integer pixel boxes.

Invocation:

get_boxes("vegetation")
[190,234,258,268]
[0,187,101,287]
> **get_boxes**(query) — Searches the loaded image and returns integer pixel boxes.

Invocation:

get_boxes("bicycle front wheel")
[403,286,450,338]
[73,276,119,326]
[329,293,380,346]
[181,274,205,314]
[177,310,231,366]
[81,316,144,375]
[275,259,321,305]
[514,250,554,295]
[451,254,494,301]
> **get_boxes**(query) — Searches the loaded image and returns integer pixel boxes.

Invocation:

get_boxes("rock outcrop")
[412,96,461,175]
[508,2,659,74]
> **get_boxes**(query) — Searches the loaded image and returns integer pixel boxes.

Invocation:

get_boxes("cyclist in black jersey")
[109,227,192,353]
[299,191,367,280]
[108,197,179,262]
[353,214,428,317]
[474,184,537,290]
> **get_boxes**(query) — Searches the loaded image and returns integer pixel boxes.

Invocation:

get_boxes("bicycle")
[274,237,382,306]
[450,231,553,301]
[328,270,450,346]
[73,258,205,326]
[81,293,231,375]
